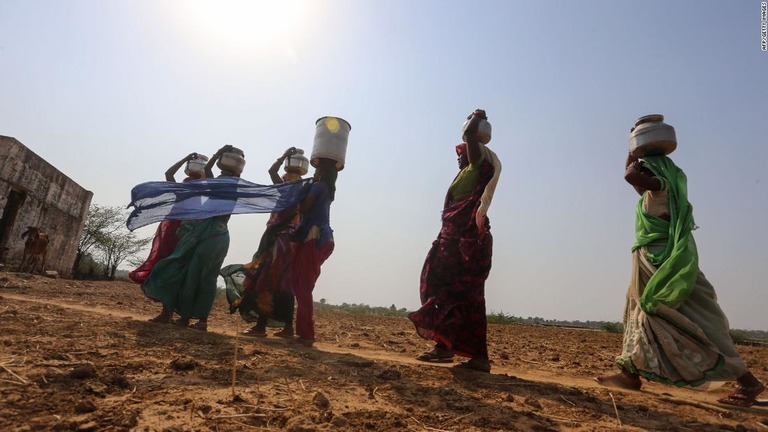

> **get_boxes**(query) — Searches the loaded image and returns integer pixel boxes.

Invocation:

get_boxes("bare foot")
[594,372,642,390]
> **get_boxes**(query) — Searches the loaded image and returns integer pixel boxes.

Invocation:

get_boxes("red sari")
[408,157,495,359]
[129,220,182,284]
[129,176,198,284]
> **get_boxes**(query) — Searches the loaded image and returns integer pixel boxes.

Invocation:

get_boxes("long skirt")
[408,233,493,359]
[290,239,334,340]
[129,219,182,284]
[617,249,748,386]
[142,219,229,319]
[222,232,296,325]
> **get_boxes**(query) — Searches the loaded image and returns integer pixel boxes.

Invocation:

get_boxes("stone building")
[0,136,93,276]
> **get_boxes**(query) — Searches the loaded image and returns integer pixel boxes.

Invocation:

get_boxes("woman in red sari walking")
[409,109,502,373]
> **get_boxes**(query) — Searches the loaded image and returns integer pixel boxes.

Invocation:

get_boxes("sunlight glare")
[183,0,307,52]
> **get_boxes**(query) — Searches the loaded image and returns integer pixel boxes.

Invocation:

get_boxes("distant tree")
[74,204,123,278]
[75,252,104,279]
[75,204,151,280]
[96,230,151,280]
[319,298,327,304]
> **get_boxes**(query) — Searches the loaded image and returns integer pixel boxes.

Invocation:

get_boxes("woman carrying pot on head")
[142,144,243,331]
[595,117,763,408]
[288,158,337,347]
[131,152,208,285]
[221,146,307,338]
[408,109,502,373]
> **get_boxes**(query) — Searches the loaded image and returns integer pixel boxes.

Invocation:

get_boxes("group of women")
[131,109,764,408]
[132,144,336,345]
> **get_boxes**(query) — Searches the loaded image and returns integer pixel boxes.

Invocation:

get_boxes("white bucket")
[311,116,351,171]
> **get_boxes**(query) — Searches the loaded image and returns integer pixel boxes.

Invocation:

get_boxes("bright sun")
[182,0,308,52]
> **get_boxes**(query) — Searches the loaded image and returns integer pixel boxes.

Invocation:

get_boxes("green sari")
[142,218,230,319]
[617,156,747,386]
[631,156,698,314]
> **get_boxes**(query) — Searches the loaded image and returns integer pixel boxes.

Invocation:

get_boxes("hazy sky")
[1,1,766,330]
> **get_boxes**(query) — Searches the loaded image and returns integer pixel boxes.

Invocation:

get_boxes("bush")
[487,311,522,325]
[729,330,749,343]
[600,322,624,334]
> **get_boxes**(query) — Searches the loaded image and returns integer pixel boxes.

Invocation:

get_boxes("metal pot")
[629,114,677,157]
[184,154,209,177]
[462,119,492,144]
[217,147,246,175]
[285,148,309,176]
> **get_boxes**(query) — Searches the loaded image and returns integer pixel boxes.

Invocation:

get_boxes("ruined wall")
[0,136,93,276]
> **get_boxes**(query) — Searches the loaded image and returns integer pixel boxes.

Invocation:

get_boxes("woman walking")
[409,109,502,373]
[129,152,206,284]
[289,158,337,347]
[595,146,764,407]
[142,145,242,331]
[222,147,304,338]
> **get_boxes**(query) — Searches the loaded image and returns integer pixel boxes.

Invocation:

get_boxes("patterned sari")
[616,156,747,386]
[221,207,299,325]
[408,157,495,359]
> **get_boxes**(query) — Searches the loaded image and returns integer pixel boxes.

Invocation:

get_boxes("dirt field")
[1,272,766,432]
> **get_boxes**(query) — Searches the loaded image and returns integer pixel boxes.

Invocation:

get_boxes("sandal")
[242,327,267,337]
[295,337,314,347]
[718,380,765,408]
[273,329,294,338]
[416,347,454,363]
[173,318,190,327]
[188,321,208,332]
[453,358,491,373]
[148,314,172,324]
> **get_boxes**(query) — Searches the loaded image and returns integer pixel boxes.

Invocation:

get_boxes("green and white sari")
[617,156,747,387]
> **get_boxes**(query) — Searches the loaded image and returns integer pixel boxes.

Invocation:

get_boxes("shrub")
[601,322,624,334]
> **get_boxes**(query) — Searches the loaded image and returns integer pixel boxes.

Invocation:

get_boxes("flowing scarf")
[477,146,501,228]
[126,177,312,231]
[632,156,698,314]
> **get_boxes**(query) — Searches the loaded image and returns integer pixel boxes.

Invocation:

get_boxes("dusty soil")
[0,272,766,432]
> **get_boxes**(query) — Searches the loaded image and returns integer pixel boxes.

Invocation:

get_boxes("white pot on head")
[217,147,246,175]
[311,116,351,171]
[284,148,309,176]
[629,114,677,157]
[462,119,492,144]
[185,154,209,177]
